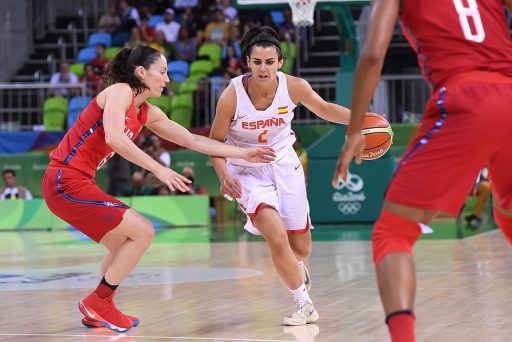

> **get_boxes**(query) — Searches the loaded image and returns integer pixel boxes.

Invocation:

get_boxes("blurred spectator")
[150,31,172,59]
[118,0,140,31]
[173,26,197,62]
[126,171,147,196]
[48,61,79,97]
[139,14,157,44]
[79,64,103,96]
[98,3,121,33]
[1,169,33,200]
[107,154,132,197]
[147,134,171,167]
[176,166,207,195]
[124,27,146,48]
[219,0,238,23]
[89,44,110,75]
[220,45,242,77]
[205,8,230,45]
[181,7,208,44]
[259,12,279,33]
[156,8,181,43]
[465,167,491,228]
[174,0,199,10]
[278,9,295,41]
[153,0,173,14]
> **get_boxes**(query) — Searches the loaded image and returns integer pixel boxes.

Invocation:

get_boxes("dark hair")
[103,46,164,95]
[240,26,283,67]
[2,169,15,177]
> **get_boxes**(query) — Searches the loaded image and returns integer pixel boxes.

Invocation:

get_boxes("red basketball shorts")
[42,166,129,242]
[386,71,512,215]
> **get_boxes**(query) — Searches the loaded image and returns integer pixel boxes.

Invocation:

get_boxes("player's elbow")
[104,132,123,150]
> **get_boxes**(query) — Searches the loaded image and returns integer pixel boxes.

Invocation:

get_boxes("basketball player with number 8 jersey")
[332,0,512,341]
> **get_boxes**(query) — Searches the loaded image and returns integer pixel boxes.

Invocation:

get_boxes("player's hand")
[332,132,365,188]
[154,167,192,193]
[242,146,276,163]
[220,174,242,200]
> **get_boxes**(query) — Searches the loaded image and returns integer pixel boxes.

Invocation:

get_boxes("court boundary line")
[0,333,297,342]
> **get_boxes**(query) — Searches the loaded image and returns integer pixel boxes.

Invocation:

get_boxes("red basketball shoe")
[79,292,133,332]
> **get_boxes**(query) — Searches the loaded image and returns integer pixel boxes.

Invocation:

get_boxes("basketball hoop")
[287,0,317,27]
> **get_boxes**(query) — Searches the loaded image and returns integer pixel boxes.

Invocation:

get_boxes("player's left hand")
[243,146,276,163]
[332,132,365,188]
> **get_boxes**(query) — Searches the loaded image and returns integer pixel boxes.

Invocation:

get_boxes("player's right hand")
[221,174,242,200]
[332,132,365,188]
[154,167,192,193]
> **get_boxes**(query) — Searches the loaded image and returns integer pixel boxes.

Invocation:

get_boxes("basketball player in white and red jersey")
[333,0,512,340]
[209,26,351,326]
[41,46,275,332]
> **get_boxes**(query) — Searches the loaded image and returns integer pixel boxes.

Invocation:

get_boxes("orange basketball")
[360,113,393,160]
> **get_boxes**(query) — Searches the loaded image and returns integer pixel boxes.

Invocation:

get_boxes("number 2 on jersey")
[258,130,268,143]
[453,0,485,43]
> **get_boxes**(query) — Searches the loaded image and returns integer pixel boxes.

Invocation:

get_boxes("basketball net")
[287,0,317,27]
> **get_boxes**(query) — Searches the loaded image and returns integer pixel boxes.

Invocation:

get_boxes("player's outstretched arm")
[332,0,399,187]
[146,103,276,163]
[102,84,191,192]
[287,75,351,125]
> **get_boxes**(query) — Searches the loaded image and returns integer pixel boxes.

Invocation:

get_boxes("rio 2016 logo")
[332,172,365,215]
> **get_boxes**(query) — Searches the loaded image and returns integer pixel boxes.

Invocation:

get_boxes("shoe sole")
[82,317,140,328]
[78,300,132,332]
[283,310,320,326]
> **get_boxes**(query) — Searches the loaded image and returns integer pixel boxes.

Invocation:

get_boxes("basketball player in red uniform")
[332,1,512,341]
[41,46,275,332]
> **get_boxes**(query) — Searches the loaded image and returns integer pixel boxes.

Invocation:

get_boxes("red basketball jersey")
[49,96,148,177]
[400,0,512,88]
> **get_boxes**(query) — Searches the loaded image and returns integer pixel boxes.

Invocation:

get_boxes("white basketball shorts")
[226,147,312,235]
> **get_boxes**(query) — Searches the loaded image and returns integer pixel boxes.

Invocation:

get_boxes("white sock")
[290,283,310,304]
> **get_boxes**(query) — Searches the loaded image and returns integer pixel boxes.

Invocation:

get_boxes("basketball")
[360,113,393,160]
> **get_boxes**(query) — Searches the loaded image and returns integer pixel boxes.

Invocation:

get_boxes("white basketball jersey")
[225,71,296,167]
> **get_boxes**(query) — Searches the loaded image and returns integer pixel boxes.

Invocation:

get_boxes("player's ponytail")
[240,26,283,67]
[103,46,163,95]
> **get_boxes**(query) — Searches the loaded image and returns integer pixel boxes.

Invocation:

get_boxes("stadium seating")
[148,15,164,27]
[189,60,214,77]
[111,31,130,47]
[170,93,194,128]
[69,63,85,77]
[67,96,92,129]
[168,60,189,82]
[77,47,98,64]
[198,44,222,67]
[148,95,171,116]
[179,79,198,94]
[280,41,297,74]
[43,97,68,131]
[105,47,121,59]
[88,32,112,47]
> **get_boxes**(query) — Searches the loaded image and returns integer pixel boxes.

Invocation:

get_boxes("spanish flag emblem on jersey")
[278,106,288,115]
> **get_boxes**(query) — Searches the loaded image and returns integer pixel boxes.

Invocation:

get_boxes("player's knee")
[265,229,289,252]
[290,238,311,260]
[493,207,512,244]
[372,210,422,266]
[134,216,155,246]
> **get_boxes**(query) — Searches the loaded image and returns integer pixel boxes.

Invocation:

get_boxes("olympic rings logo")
[335,172,364,192]
[337,202,362,215]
